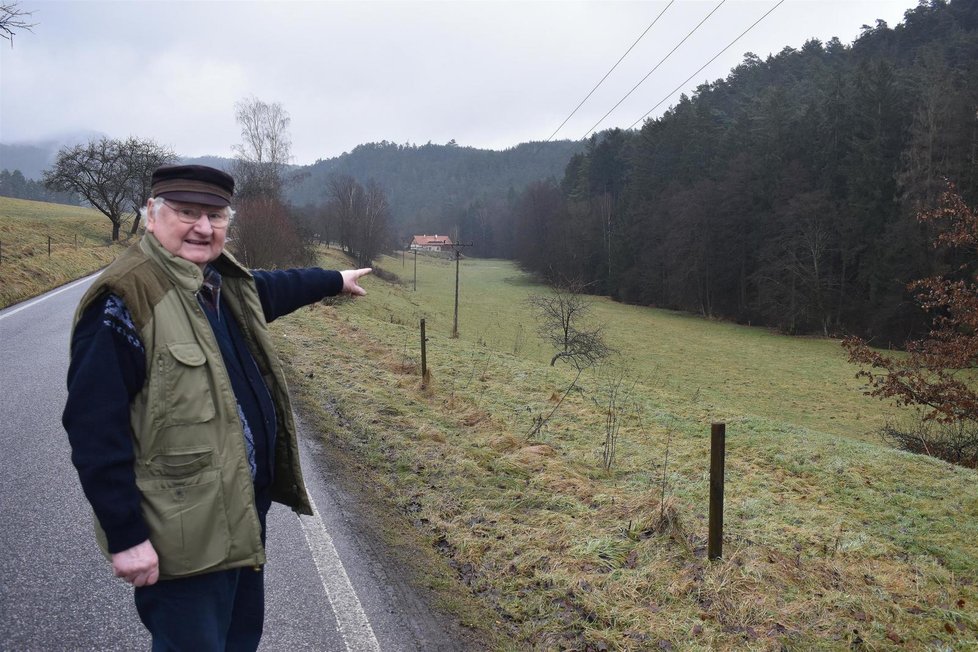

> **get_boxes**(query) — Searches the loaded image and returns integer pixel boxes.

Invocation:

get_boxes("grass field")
[0,196,126,308]
[5,198,974,649]
[274,248,977,651]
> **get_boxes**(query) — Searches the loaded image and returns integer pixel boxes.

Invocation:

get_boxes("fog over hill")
[0,130,107,180]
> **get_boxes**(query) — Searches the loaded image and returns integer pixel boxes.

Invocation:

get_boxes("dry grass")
[271,249,978,651]
[15,229,973,649]
[0,197,124,308]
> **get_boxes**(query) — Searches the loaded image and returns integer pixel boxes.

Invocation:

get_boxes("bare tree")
[528,279,613,370]
[43,137,172,241]
[356,179,391,266]
[524,279,615,440]
[326,174,361,253]
[232,97,292,200]
[593,365,631,472]
[119,137,177,234]
[324,175,391,266]
[1,2,36,46]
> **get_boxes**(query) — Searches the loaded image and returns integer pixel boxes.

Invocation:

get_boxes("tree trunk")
[111,220,121,241]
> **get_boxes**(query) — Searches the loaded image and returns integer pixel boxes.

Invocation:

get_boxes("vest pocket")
[161,342,216,426]
[137,469,230,576]
[147,448,213,477]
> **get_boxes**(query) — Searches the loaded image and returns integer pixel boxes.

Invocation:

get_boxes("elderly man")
[63,164,370,650]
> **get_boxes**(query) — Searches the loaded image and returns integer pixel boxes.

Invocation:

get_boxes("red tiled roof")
[411,234,454,246]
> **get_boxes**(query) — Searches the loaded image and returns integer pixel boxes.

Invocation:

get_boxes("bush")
[229,197,314,269]
[881,411,978,468]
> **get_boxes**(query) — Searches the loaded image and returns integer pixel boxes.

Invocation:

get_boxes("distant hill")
[0,142,60,180]
[1,136,583,249]
[286,140,584,239]
[0,141,234,181]
[180,155,235,171]
[0,131,107,179]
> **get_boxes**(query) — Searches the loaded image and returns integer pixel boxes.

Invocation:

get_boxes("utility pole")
[450,242,474,338]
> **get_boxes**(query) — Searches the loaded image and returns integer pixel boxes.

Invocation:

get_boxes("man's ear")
[145,199,156,233]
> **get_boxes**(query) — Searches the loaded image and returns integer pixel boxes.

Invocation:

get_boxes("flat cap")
[151,164,234,207]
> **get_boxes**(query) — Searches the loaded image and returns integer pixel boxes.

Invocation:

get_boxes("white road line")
[0,272,100,321]
[299,493,381,652]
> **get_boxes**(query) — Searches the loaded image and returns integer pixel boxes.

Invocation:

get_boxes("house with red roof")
[410,234,454,252]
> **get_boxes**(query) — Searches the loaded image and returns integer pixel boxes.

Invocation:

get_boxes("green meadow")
[276,248,978,651]
[4,200,974,649]
[0,196,126,308]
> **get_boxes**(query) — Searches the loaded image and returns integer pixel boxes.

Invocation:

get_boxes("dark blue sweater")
[63,267,343,553]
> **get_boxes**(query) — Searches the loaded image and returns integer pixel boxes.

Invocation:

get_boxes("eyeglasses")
[162,200,231,227]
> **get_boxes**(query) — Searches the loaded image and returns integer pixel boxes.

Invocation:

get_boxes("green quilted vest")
[73,234,312,579]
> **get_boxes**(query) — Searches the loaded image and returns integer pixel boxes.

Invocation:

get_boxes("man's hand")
[111,539,159,587]
[340,268,372,296]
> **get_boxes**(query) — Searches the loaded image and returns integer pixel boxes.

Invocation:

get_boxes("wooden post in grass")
[48,236,52,257]
[420,318,428,387]
[449,242,474,339]
[452,249,460,338]
[709,422,726,561]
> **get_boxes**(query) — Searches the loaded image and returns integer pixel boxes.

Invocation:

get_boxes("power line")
[581,0,727,141]
[629,0,787,130]
[543,1,675,144]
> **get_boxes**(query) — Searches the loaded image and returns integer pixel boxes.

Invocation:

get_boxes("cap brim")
[156,191,230,207]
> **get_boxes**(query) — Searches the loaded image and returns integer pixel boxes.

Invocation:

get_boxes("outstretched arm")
[253,267,372,322]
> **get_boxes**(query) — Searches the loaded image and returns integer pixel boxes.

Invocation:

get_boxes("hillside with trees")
[0,168,78,205]
[287,139,582,256]
[509,0,977,344]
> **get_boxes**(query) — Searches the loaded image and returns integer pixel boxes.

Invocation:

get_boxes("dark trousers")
[134,506,269,651]
[134,565,265,652]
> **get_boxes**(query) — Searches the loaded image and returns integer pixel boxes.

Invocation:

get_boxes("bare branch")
[232,96,293,200]
[528,278,614,371]
[43,137,174,240]
[0,2,36,46]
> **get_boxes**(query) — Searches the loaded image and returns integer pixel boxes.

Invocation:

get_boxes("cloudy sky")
[2,0,918,165]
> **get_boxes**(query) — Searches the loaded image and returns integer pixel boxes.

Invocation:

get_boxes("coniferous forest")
[511,0,977,344]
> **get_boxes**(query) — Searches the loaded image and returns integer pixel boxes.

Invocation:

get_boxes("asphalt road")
[0,274,469,651]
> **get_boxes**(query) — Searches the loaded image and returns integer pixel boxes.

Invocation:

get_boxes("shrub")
[880,411,978,468]
[229,196,314,269]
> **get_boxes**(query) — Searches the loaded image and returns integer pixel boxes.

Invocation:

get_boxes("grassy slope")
[0,197,126,308]
[274,249,977,651]
[7,200,972,649]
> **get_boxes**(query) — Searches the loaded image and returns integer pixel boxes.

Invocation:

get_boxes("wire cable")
[628,0,786,129]
[581,0,727,140]
[543,1,675,144]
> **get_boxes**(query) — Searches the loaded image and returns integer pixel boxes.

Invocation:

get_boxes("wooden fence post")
[708,422,726,561]
[48,236,52,257]
[452,249,460,338]
[420,318,428,387]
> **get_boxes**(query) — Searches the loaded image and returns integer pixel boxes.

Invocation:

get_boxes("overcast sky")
[1,0,919,165]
